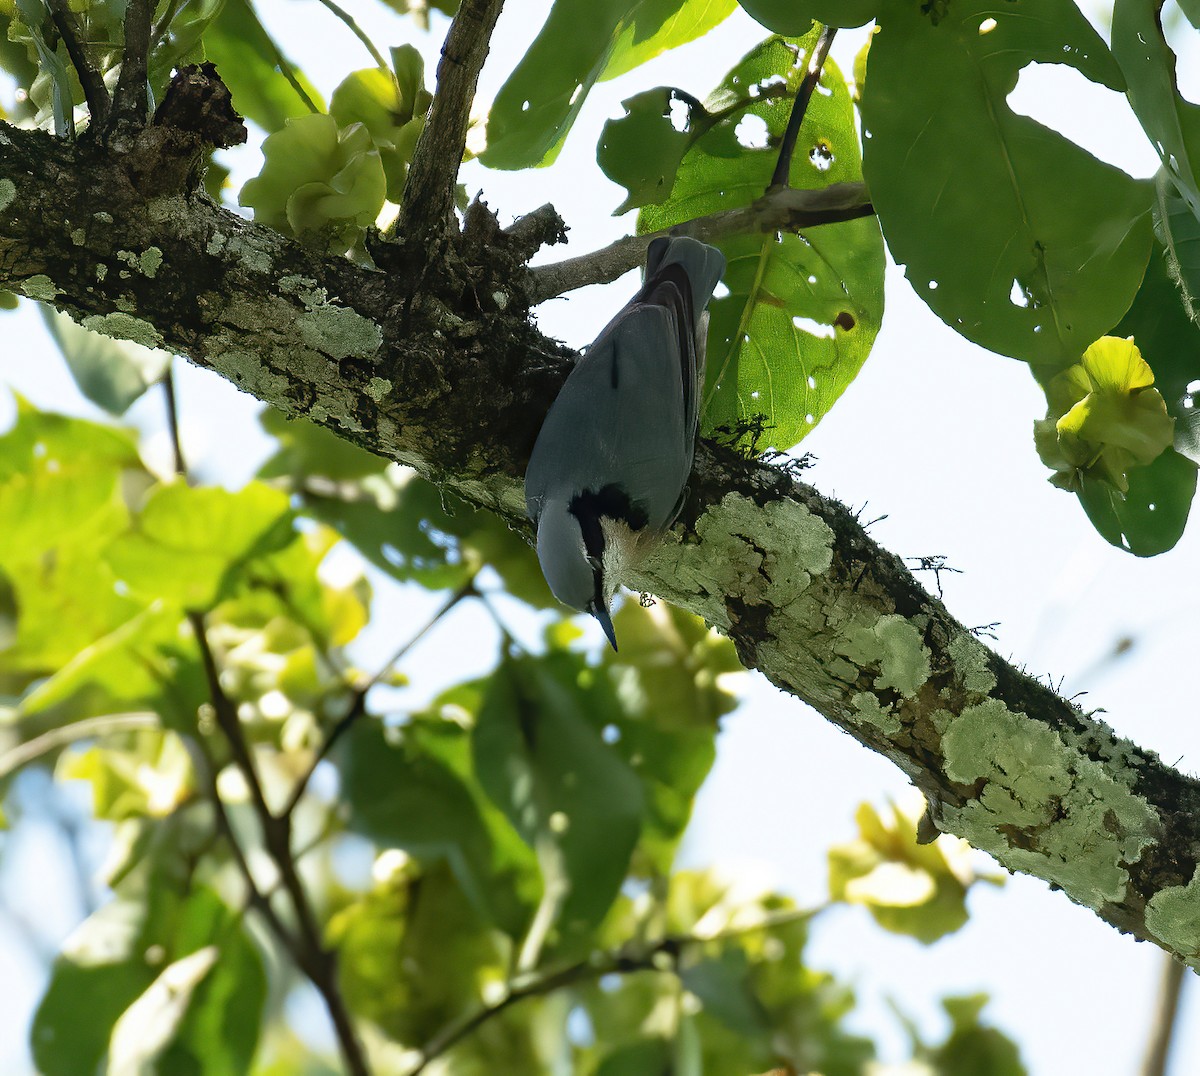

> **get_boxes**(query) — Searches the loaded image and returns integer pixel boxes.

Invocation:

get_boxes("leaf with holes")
[640,31,884,452]
[863,0,1153,375]
[482,0,736,169]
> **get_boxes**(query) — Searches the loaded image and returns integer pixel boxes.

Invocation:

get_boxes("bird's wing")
[525,303,691,532]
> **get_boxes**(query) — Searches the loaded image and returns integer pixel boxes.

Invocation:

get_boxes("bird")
[524,235,726,650]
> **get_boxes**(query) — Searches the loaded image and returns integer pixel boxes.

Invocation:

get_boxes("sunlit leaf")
[103,480,295,608]
[828,794,1000,943]
[482,0,736,169]
[640,31,884,451]
[240,114,385,252]
[863,0,1153,374]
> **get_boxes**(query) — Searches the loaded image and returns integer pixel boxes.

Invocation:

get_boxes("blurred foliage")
[0,388,1014,1071]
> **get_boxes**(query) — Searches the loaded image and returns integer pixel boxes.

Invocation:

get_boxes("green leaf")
[329,858,510,1045]
[599,87,707,213]
[737,0,878,32]
[640,32,884,452]
[1113,0,1200,216]
[828,795,1000,944]
[473,655,644,952]
[929,994,1028,1076]
[1114,241,1200,464]
[20,604,205,728]
[1154,166,1200,324]
[103,481,294,609]
[1077,447,1197,556]
[204,0,324,133]
[337,713,537,932]
[329,56,432,202]
[240,113,386,252]
[59,729,193,822]
[33,884,261,1076]
[42,307,170,415]
[600,602,739,870]
[0,404,141,564]
[1034,336,1175,493]
[862,0,1153,374]
[482,0,736,169]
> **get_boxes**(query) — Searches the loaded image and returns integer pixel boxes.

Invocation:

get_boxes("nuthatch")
[525,236,726,649]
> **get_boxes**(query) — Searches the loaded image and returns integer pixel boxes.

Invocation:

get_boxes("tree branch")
[3,118,1200,967]
[187,611,370,1076]
[1140,954,1188,1076]
[414,904,819,1072]
[398,0,505,239]
[45,0,111,128]
[111,0,154,134]
[770,25,837,189]
[525,182,874,303]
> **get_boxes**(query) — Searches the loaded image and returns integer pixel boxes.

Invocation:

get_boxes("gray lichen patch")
[941,699,1158,908]
[947,633,996,695]
[218,231,273,275]
[837,614,932,699]
[366,376,392,402]
[852,691,901,734]
[82,312,164,349]
[1145,866,1200,960]
[296,304,383,361]
[117,247,165,278]
[0,178,16,213]
[20,275,59,302]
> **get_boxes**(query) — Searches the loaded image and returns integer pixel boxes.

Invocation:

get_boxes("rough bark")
[3,89,1200,969]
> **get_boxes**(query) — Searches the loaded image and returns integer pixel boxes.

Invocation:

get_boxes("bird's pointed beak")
[589,599,618,652]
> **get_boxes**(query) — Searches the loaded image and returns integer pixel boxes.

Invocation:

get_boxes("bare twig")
[526,182,873,303]
[412,904,820,1074]
[1141,953,1188,1076]
[770,25,838,189]
[163,361,188,478]
[111,0,154,130]
[312,0,392,74]
[0,712,158,780]
[45,0,111,127]
[282,577,477,818]
[398,0,505,238]
[187,611,369,1076]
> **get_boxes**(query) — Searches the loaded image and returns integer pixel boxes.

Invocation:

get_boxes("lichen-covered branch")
[3,112,1200,967]
[398,0,505,239]
[526,182,874,302]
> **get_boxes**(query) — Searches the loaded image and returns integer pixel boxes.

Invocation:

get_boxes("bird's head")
[535,498,627,650]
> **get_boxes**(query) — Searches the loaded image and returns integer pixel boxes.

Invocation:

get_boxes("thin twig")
[770,24,838,189]
[526,182,873,303]
[187,611,370,1076]
[312,0,392,75]
[185,731,313,976]
[281,577,477,818]
[412,904,821,1073]
[111,0,154,131]
[45,0,111,127]
[398,0,505,238]
[163,361,187,478]
[1141,953,1188,1076]
[0,712,158,780]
